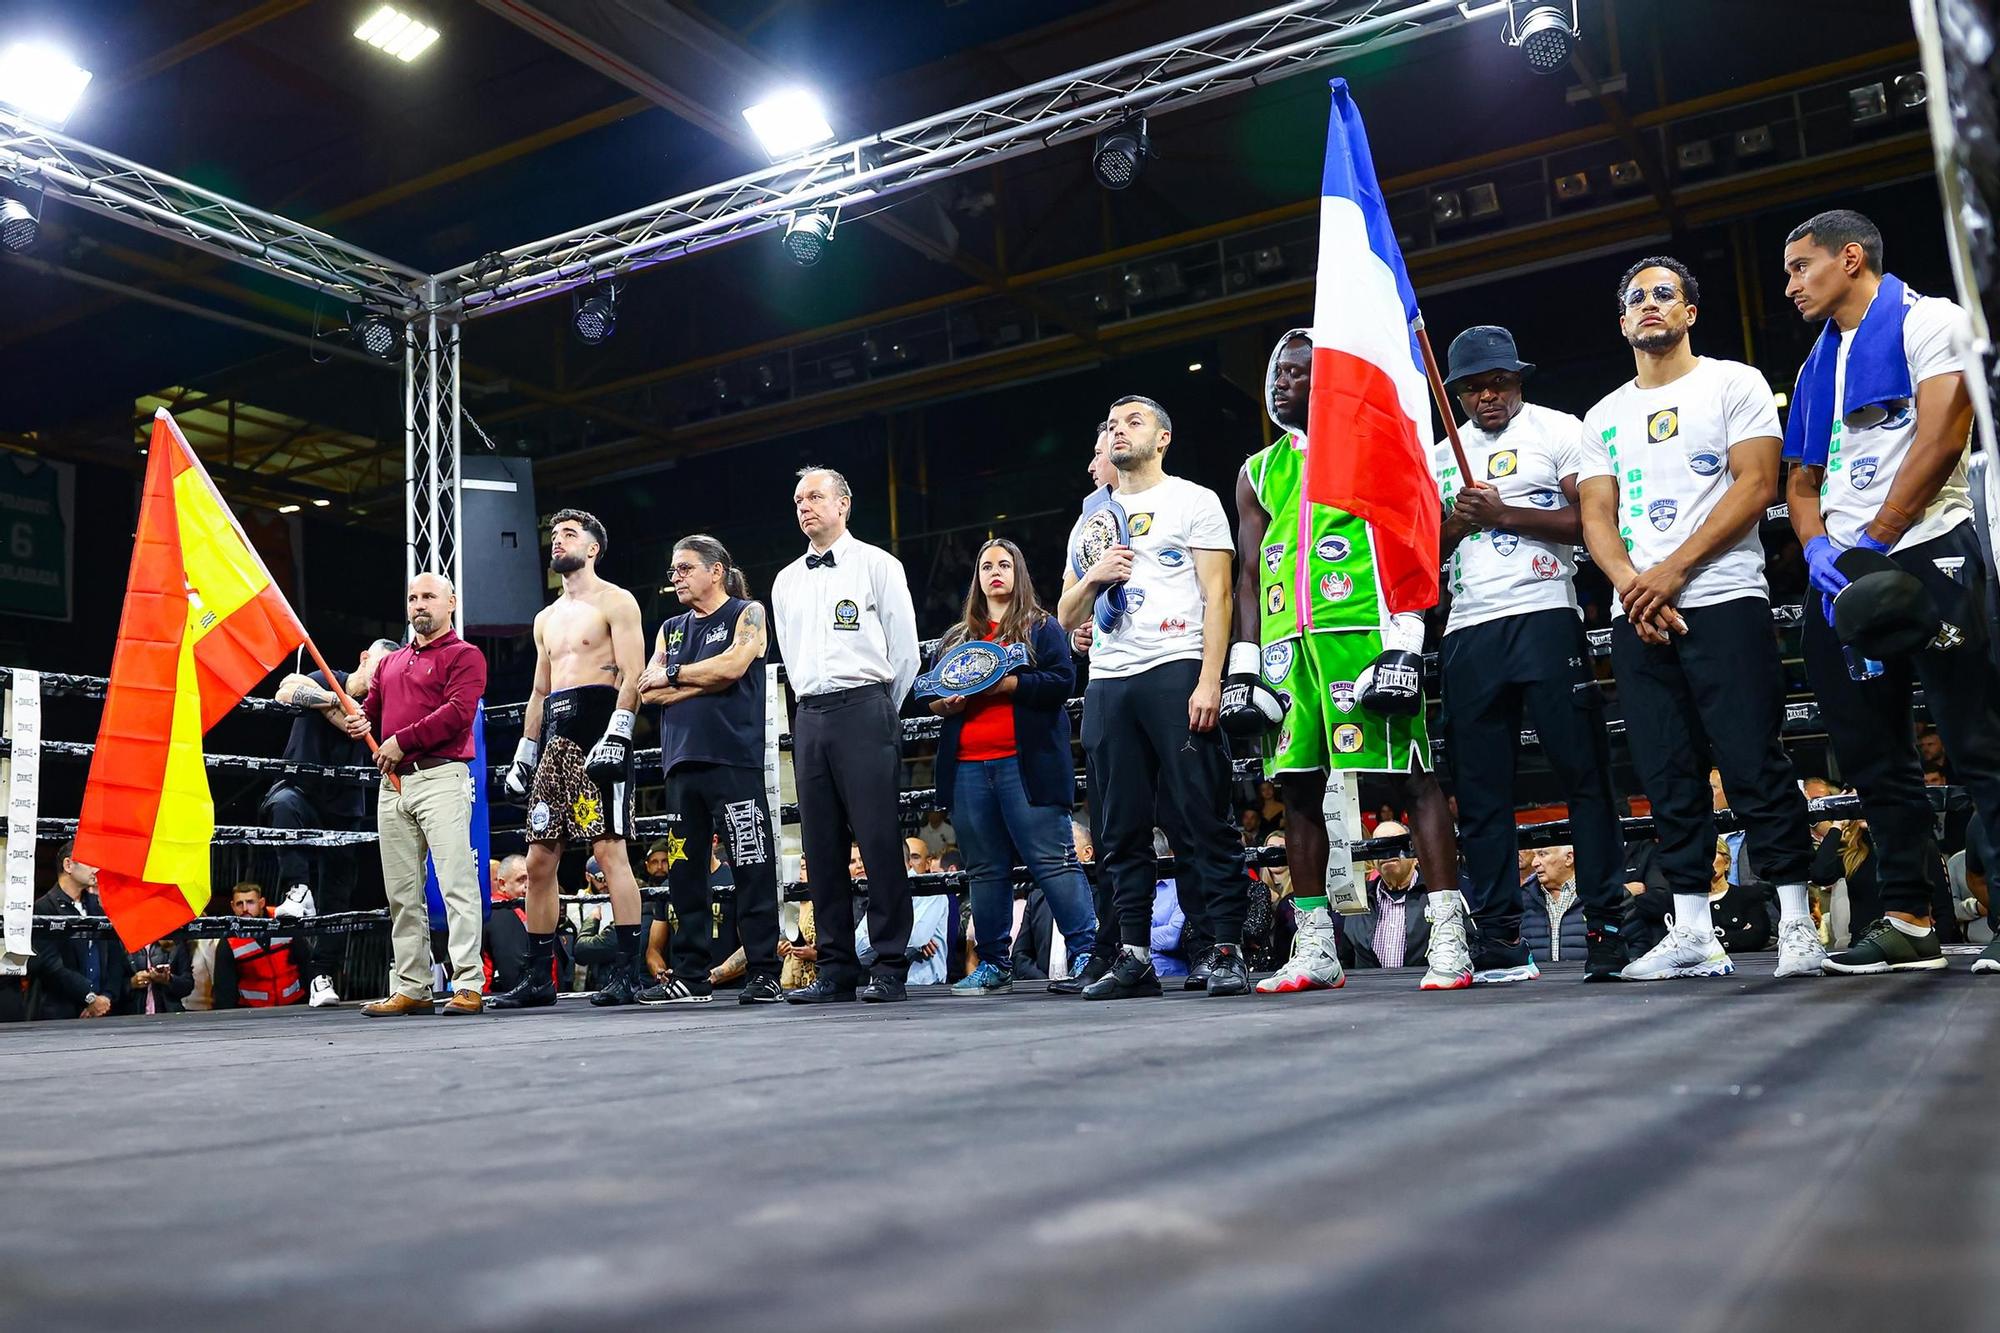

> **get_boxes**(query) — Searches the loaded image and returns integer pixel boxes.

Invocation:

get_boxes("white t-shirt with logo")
[1578,357,1782,618]
[1431,402,1589,636]
[1820,294,1973,551]
[1066,473,1232,680]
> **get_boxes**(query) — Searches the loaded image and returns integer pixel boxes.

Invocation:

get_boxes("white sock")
[1674,894,1715,935]
[1427,889,1459,916]
[1123,943,1151,964]
[1886,915,1933,937]
[1776,882,1812,922]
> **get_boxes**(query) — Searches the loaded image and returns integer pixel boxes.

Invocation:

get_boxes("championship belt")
[914,639,1030,701]
[1071,485,1132,635]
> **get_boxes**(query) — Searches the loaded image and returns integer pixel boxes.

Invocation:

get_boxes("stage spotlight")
[1675,139,1715,173]
[1092,116,1150,190]
[1251,245,1286,276]
[1734,125,1773,158]
[1893,73,1927,111]
[744,89,835,159]
[1464,183,1501,219]
[1553,171,1591,203]
[0,42,92,126]
[354,6,441,62]
[1607,160,1643,190]
[1431,190,1464,227]
[0,195,37,252]
[351,311,400,359]
[572,283,617,344]
[1504,3,1577,74]
[783,209,835,266]
[1848,82,1889,126]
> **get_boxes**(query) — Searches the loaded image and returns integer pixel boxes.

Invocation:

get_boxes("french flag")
[1304,78,1439,615]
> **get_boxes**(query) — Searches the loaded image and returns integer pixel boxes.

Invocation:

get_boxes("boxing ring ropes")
[4,607,1920,966]
[0,0,1991,952]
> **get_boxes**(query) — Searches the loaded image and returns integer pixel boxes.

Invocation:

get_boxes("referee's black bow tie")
[806,551,836,569]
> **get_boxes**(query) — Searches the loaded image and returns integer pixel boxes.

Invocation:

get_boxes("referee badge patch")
[832,599,861,630]
[1334,723,1365,753]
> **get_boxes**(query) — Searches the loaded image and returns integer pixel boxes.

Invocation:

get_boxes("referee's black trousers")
[1611,597,1814,897]
[662,762,781,982]
[793,683,911,984]
[258,782,358,981]
[1081,658,1247,949]
[1442,608,1628,943]
[1801,523,2000,917]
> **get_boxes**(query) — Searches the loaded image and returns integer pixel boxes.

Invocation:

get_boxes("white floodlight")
[743,89,836,159]
[354,6,441,63]
[0,42,93,126]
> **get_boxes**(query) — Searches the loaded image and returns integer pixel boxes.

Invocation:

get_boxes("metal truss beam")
[0,113,429,313]
[437,0,1494,318]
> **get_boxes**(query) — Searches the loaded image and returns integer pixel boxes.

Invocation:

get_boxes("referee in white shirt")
[770,466,922,1003]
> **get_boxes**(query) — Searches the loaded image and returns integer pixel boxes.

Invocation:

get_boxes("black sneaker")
[589,958,641,1007]
[636,976,712,1005]
[783,977,856,1004]
[857,972,908,1003]
[739,975,784,1004]
[1471,936,1540,985]
[1584,925,1628,982]
[1083,950,1162,1000]
[486,970,557,1010]
[1046,951,1094,995]
[1823,918,1949,974]
[1205,944,1249,996]
[1184,947,1217,992]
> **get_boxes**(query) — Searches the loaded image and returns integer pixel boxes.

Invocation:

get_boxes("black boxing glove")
[1220,641,1286,737]
[1356,614,1426,718]
[585,708,635,784]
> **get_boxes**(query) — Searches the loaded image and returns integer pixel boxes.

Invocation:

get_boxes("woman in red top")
[928,540,1096,995]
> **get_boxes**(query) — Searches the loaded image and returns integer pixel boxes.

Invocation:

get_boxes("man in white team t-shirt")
[1576,255,1822,983]
[1778,207,1999,976]
[1059,394,1249,1000]
[1431,325,1633,983]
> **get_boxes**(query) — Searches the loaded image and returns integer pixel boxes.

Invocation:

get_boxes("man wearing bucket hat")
[1778,207,2000,975]
[1429,326,1634,982]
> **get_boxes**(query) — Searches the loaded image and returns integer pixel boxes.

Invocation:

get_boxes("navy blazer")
[932,615,1077,812]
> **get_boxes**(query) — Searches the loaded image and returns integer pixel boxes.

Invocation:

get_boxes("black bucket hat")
[1445,325,1536,388]
[1832,547,1946,658]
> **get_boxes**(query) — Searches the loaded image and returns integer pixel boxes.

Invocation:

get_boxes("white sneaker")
[308,975,341,1008]
[1420,895,1473,990]
[1618,914,1734,981]
[1773,917,1827,978]
[273,884,317,922]
[1256,906,1345,993]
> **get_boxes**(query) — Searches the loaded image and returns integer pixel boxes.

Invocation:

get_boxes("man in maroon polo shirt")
[347,572,490,1016]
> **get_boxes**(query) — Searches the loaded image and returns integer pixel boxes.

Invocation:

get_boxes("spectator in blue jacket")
[1522,844,1590,965]
[930,539,1098,997]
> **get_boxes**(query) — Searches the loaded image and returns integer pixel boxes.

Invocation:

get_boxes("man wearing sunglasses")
[1575,256,1821,983]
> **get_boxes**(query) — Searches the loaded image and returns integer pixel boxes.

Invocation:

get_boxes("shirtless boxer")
[488,509,650,1009]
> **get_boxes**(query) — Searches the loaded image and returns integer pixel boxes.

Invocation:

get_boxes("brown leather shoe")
[440,989,484,1015]
[359,992,435,1017]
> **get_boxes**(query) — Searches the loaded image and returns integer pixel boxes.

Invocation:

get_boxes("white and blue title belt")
[914,640,1030,701]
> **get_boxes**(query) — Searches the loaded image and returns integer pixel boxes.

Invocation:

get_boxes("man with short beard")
[1576,256,1820,982]
[489,509,650,1009]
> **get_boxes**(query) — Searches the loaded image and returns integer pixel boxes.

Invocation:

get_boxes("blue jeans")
[953,755,1097,967]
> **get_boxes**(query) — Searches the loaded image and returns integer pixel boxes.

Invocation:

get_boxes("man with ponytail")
[635,535,783,1004]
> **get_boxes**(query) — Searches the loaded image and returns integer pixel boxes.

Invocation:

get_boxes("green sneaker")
[1822,918,1948,975]
[1971,937,2000,975]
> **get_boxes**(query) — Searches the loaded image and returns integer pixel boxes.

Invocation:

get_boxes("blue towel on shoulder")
[1782,273,1915,467]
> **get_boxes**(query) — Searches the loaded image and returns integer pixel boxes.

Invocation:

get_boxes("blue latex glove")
[1855,529,1893,554]
[1804,535,1848,600]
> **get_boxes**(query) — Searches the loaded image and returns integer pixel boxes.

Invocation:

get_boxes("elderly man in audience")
[1523,845,1589,965]
[1342,824,1438,972]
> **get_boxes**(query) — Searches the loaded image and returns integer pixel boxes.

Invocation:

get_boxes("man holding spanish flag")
[1221,79,1468,993]
[74,409,316,953]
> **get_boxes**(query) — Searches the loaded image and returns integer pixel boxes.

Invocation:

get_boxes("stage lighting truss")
[782,208,837,266]
[1502,2,1577,74]
[1092,116,1150,189]
[572,281,618,343]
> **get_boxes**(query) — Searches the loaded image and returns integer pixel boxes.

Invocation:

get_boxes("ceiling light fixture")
[1092,116,1150,190]
[355,6,441,62]
[0,42,92,126]
[743,88,835,159]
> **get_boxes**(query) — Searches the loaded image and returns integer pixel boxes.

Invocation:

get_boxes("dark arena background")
[3,1,1999,1329]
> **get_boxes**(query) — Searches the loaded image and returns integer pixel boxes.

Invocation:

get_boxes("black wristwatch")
[665,663,681,687]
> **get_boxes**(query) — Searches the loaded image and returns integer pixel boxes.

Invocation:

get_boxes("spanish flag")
[75,409,307,949]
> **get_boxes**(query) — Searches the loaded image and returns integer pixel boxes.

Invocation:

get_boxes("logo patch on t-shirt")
[703,623,729,646]
[1318,572,1354,602]
[1263,542,1285,574]
[1648,498,1678,530]
[1157,547,1187,567]
[1334,723,1365,753]
[1262,640,1294,685]
[1330,681,1356,714]
[1314,534,1351,562]
[1849,457,1879,489]
[1491,531,1519,556]
[1265,584,1285,614]
[1531,552,1560,580]
[1688,449,1723,477]
[1127,513,1153,536]
[832,599,861,630]
[1528,489,1559,508]
[667,626,685,653]
[1648,408,1680,442]
[1486,450,1518,479]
